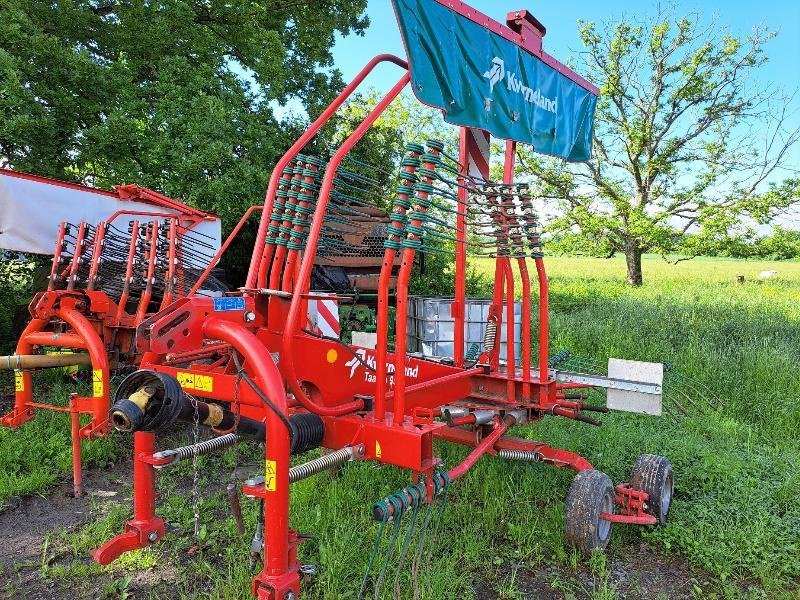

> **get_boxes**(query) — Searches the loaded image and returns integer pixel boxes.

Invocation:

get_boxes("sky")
[332,1,800,96]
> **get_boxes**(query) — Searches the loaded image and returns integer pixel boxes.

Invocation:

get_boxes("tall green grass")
[0,372,120,508]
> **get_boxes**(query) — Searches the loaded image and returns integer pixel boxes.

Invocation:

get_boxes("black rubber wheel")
[629,454,673,524]
[564,469,615,552]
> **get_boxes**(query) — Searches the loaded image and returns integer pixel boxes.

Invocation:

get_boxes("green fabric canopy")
[392,0,597,162]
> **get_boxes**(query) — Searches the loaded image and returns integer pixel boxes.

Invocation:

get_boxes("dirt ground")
[0,459,178,599]
[0,459,739,600]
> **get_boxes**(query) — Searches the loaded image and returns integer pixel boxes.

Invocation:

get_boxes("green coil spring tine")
[415,167,437,180]
[405,142,425,154]
[421,243,459,255]
[384,239,402,250]
[410,503,436,596]
[389,212,408,224]
[392,485,424,598]
[338,166,384,187]
[412,473,450,599]
[426,139,445,152]
[400,171,420,184]
[358,503,389,600]
[343,155,392,177]
[405,225,425,238]
[396,184,415,195]
[420,213,450,228]
[305,155,326,168]
[421,227,458,243]
[419,152,441,166]
[372,495,406,599]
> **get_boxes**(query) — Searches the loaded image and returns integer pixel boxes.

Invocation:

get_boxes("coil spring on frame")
[289,446,356,483]
[483,320,498,352]
[152,432,241,466]
[496,448,543,462]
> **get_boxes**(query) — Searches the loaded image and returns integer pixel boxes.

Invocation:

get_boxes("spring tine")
[227,483,245,535]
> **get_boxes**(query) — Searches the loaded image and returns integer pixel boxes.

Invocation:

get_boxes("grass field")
[1,254,799,599]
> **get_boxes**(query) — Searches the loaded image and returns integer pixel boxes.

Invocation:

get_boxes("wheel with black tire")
[629,454,673,524]
[564,469,615,552]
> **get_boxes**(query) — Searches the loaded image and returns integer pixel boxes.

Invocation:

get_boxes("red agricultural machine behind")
[2,2,676,598]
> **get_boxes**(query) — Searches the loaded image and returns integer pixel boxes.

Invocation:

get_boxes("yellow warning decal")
[176,372,214,393]
[265,459,277,492]
[92,369,104,397]
[14,370,24,392]
[177,372,195,389]
[194,375,214,392]
[375,440,382,459]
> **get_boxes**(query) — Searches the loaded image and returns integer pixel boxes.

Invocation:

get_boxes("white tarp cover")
[0,169,222,255]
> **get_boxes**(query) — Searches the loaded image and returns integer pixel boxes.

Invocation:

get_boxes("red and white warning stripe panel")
[465,127,491,180]
[306,294,340,338]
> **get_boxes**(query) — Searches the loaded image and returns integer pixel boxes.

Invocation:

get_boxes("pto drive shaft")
[0,353,93,370]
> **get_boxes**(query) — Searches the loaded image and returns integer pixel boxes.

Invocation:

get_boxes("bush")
[0,253,43,353]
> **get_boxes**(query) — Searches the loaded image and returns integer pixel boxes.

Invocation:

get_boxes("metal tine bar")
[341,156,394,179]
[328,197,378,218]
[336,163,394,187]
[330,176,377,197]
[329,193,377,212]
[336,170,386,190]
[174,222,217,242]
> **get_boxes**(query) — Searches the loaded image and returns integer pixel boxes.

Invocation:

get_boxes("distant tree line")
[548,225,800,261]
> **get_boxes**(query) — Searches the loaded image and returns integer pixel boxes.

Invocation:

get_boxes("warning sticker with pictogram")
[177,372,214,393]
[92,369,104,397]
[265,459,277,492]
[14,370,24,392]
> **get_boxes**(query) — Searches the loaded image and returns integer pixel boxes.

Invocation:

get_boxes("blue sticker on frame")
[213,297,246,312]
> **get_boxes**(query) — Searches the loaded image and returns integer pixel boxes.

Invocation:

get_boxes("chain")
[190,392,201,538]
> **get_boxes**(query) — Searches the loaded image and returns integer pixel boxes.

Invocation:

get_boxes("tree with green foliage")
[0,0,368,282]
[518,9,800,285]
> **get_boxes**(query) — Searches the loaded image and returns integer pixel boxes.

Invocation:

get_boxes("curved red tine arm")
[279,72,411,417]
[246,54,409,288]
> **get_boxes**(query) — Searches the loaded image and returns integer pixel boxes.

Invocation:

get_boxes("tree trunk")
[625,247,643,286]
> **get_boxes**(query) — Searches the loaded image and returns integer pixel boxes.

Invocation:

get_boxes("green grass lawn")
[1,254,798,598]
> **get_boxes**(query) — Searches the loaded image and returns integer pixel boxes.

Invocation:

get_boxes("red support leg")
[251,422,299,600]
[70,395,83,497]
[0,318,47,429]
[94,432,164,565]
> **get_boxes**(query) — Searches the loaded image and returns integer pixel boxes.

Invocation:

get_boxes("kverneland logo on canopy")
[483,57,558,114]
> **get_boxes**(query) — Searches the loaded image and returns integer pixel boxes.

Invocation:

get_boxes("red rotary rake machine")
[1,175,225,496]
[2,2,676,598]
